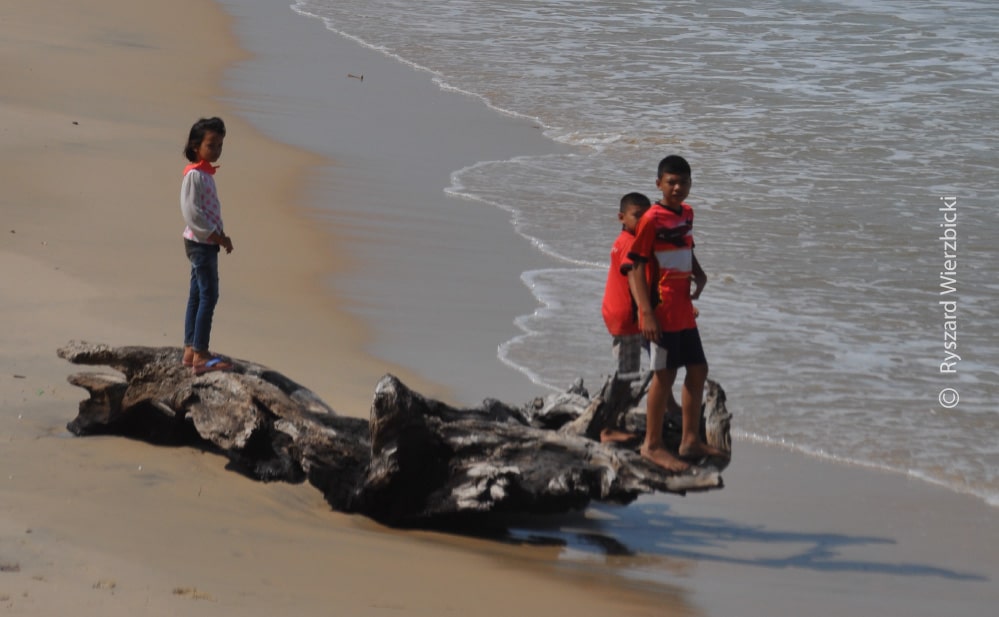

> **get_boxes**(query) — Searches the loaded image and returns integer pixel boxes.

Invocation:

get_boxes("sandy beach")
[2,1,997,616]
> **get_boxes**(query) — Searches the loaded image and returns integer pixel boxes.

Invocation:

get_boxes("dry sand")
[2,1,997,616]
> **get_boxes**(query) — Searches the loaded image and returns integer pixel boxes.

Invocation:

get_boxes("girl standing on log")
[180,117,234,375]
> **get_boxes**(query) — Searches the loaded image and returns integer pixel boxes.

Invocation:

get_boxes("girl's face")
[196,131,224,163]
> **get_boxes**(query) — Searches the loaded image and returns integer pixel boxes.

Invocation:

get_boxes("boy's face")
[619,204,649,234]
[656,172,692,209]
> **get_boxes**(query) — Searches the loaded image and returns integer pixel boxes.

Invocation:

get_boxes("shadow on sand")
[471,499,986,583]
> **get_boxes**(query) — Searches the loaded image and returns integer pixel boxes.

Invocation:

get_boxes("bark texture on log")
[58,341,729,528]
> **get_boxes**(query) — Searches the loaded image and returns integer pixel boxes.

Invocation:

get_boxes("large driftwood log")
[58,341,729,527]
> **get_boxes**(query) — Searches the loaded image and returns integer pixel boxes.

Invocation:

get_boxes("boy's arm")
[690,253,706,299]
[628,262,660,343]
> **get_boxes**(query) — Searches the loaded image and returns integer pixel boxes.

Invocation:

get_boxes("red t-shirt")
[601,230,639,336]
[627,202,697,332]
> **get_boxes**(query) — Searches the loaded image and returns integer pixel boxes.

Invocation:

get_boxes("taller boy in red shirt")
[627,155,729,471]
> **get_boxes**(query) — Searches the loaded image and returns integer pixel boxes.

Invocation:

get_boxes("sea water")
[289,0,998,506]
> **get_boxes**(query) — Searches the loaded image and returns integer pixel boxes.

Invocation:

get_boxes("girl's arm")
[180,172,227,245]
[207,231,233,254]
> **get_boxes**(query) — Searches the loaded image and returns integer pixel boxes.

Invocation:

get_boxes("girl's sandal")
[192,357,234,375]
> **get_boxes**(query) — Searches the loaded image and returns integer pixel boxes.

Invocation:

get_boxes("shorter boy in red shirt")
[601,192,652,383]
[601,192,680,444]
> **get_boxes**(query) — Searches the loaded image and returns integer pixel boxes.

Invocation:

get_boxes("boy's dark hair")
[619,192,651,213]
[184,117,227,162]
[657,154,691,179]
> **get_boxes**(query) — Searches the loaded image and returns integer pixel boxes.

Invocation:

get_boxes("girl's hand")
[213,231,233,254]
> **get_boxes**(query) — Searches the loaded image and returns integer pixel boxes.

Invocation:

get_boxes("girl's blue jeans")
[183,240,220,353]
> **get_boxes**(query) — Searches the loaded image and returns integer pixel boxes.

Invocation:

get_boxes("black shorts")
[652,328,707,370]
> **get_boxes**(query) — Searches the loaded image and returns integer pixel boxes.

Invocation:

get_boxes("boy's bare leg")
[602,391,677,442]
[640,369,689,471]
[678,363,729,460]
[600,370,640,444]
[666,390,682,419]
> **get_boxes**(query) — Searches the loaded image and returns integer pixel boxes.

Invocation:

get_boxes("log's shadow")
[475,502,986,582]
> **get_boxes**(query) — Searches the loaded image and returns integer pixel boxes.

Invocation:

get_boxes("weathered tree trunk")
[58,341,729,528]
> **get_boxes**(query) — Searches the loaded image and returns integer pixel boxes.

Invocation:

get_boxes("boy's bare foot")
[600,428,642,450]
[600,429,639,446]
[640,444,690,472]
[678,440,730,462]
[182,346,195,367]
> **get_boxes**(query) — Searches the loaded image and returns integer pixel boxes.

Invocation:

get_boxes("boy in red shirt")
[602,192,651,382]
[599,192,659,444]
[627,155,728,471]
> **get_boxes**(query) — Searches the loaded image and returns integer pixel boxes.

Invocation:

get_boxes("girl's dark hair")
[183,117,226,162]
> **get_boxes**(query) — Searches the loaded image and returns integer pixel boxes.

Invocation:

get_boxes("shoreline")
[216,0,572,406]
[1,1,996,616]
